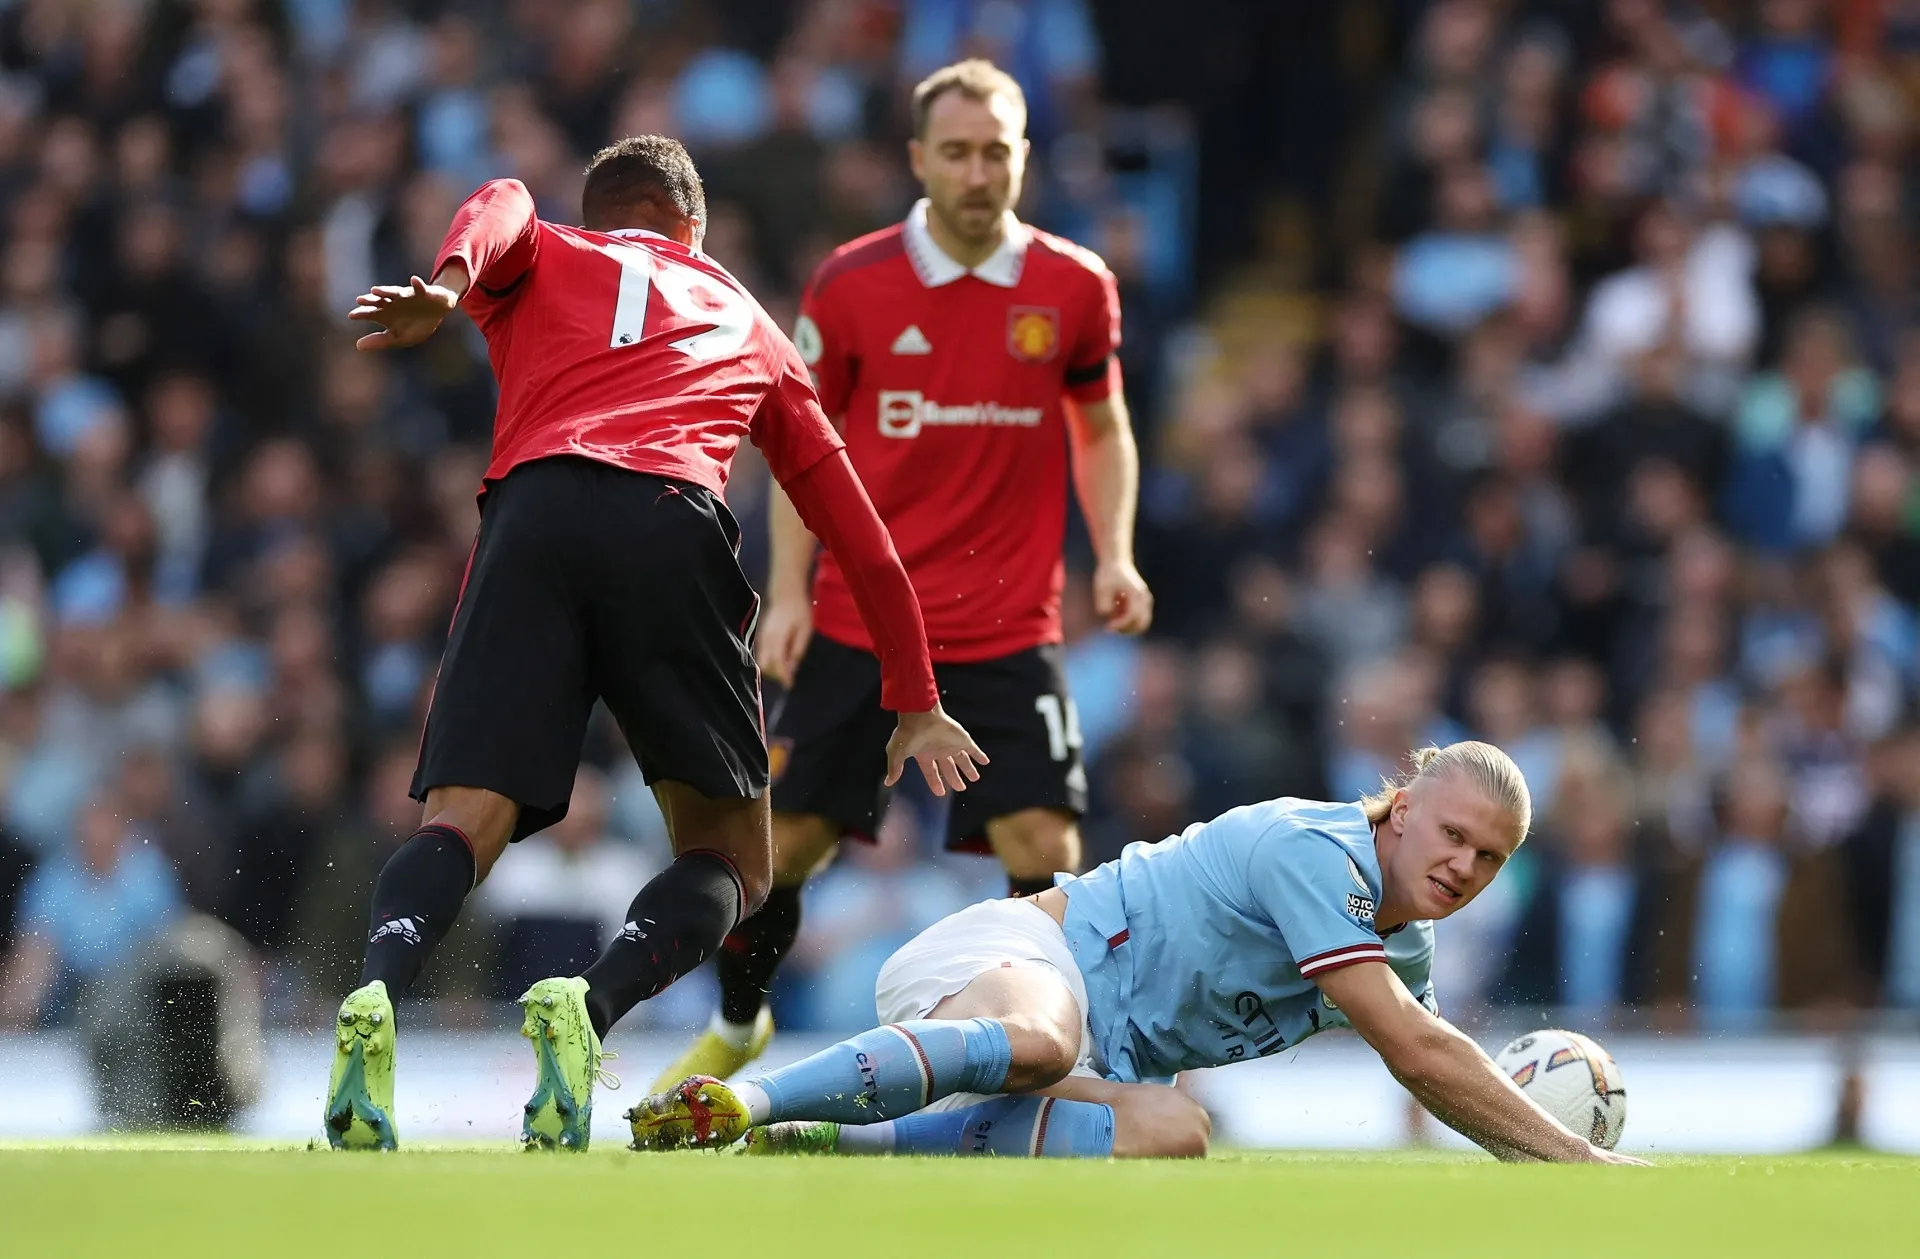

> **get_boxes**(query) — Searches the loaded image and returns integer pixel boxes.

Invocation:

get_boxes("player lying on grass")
[632,741,1648,1163]
[322,136,983,1152]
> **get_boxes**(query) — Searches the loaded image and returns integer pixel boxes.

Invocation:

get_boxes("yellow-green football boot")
[626,1074,754,1151]
[324,980,397,1151]
[647,1006,774,1092]
[519,976,613,1151]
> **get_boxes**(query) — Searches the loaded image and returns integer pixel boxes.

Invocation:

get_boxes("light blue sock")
[749,1019,1013,1123]
[886,1096,1116,1157]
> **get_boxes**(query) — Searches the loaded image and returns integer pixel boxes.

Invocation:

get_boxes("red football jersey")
[797,200,1122,662]
[434,179,843,495]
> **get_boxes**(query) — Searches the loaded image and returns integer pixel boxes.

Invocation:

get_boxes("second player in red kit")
[657,60,1153,1088]
[321,136,982,1152]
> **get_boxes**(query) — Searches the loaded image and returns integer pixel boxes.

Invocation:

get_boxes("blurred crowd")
[1,0,1918,1042]
[1111,0,1920,1033]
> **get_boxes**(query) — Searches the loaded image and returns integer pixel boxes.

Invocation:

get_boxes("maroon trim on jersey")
[1296,943,1389,976]
[808,228,907,298]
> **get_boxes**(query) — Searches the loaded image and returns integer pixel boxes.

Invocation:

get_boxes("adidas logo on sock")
[368,916,423,946]
[890,325,932,355]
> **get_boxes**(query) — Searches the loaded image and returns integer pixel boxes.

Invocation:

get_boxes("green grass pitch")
[2,1139,1914,1257]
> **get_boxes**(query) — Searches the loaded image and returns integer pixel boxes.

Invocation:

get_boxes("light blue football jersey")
[1058,798,1436,1083]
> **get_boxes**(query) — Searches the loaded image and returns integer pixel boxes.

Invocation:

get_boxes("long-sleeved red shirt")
[436,179,936,710]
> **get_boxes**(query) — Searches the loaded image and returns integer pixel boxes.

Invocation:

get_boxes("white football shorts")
[873,896,1101,1112]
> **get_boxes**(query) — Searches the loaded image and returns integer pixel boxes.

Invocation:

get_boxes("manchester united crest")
[1006,306,1060,363]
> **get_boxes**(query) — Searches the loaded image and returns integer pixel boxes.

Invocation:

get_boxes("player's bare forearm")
[1316,960,1592,1163]
[1066,395,1152,633]
[431,257,472,301]
[1422,1101,1533,1162]
[1066,395,1139,566]
[766,480,818,606]
[1388,1022,1587,1162]
[754,480,820,685]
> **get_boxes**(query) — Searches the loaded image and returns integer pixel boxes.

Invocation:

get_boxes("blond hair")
[911,59,1028,138]
[1359,741,1533,840]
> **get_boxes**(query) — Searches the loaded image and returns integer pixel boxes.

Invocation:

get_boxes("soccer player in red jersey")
[320,136,983,1151]
[656,60,1153,1087]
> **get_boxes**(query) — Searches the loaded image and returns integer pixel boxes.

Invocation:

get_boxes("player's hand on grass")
[349,275,461,350]
[1093,559,1153,634]
[1586,1146,1651,1166]
[754,598,814,687]
[885,702,989,797]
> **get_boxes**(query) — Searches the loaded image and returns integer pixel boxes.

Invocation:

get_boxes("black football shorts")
[769,634,1086,853]
[414,456,765,842]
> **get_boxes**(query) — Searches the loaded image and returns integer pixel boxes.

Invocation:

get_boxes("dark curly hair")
[582,135,707,234]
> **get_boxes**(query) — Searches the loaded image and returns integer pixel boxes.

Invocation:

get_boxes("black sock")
[714,883,803,1026]
[1008,873,1055,897]
[581,850,744,1039]
[360,824,475,997]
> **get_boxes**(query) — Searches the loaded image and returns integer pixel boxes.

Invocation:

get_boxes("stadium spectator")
[1496,733,1681,1017]
[0,791,181,1027]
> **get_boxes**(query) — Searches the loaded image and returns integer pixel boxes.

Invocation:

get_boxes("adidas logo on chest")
[890,325,933,355]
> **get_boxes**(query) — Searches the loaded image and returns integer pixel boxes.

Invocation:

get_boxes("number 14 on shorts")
[1035,694,1088,799]
[1034,694,1082,762]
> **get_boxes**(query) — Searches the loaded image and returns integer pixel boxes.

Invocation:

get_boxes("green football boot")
[520,976,613,1151]
[324,980,397,1151]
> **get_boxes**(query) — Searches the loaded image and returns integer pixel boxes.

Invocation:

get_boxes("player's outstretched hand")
[348,275,460,350]
[885,703,989,797]
[1586,1146,1652,1166]
[1093,559,1153,635]
[753,598,813,687]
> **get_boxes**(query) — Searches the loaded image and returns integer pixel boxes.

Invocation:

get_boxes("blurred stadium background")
[2,0,1920,1152]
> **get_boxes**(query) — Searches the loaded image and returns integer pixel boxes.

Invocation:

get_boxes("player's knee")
[998,1015,1078,1091]
[420,788,517,882]
[770,812,839,885]
[988,808,1080,878]
[730,858,772,917]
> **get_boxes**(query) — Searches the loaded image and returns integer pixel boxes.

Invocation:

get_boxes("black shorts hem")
[767,636,1086,855]
[407,772,570,846]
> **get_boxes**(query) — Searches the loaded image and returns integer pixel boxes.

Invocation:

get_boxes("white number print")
[1034,694,1084,763]
[595,241,754,360]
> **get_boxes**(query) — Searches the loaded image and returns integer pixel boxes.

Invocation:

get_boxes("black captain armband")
[1063,356,1111,388]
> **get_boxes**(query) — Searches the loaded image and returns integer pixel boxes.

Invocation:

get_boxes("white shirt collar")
[606,227,702,256]
[903,199,1028,288]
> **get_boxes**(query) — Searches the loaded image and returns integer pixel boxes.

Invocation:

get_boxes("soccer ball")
[1491,1029,1628,1149]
